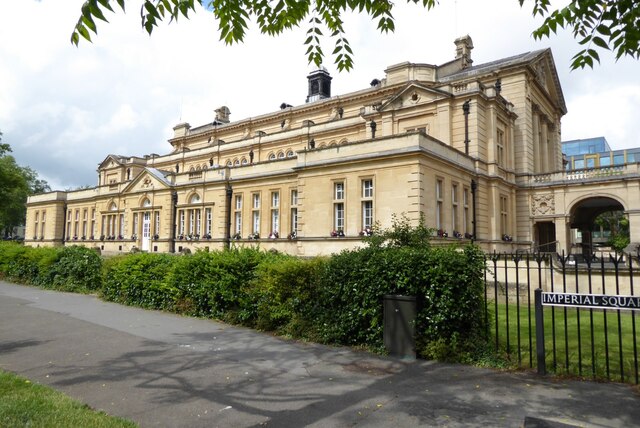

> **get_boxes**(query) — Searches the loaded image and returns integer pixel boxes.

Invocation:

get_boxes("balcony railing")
[523,164,640,186]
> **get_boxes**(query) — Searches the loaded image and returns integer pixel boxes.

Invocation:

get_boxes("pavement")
[1,281,640,428]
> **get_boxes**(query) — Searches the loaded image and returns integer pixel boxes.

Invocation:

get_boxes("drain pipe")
[470,179,477,243]
[463,100,470,155]
[224,168,233,250]
[169,191,178,253]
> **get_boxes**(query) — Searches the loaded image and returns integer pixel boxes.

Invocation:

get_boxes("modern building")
[26,36,597,256]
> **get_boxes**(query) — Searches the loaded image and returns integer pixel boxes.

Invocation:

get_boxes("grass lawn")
[487,301,640,383]
[0,370,136,428]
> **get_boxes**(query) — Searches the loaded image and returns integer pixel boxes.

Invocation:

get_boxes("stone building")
[26,36,572,256]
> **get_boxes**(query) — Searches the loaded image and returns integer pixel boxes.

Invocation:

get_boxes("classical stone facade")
[27,36,580,256]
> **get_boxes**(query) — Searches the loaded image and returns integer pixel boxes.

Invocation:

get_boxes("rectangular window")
[234,195,242,235]
[361,179,374,229]
[67,210,72,240]
[496,128,505,166]
[614,154,624,165]
[334,203,344,231]
[436,179,443,230]
[188,210,195,234]
[195,209,202,235]
[234,212,242,234]
[205,208,212,236]
[271,209,279,234]
[452,184,458,232]
[154,211,160,236]
[119,214,125,237]
[252,211,260,234]
[463,187,470,234]
[41,211,46,238]
[179,210,185,235]
[291,208,298,233]
[291,189,298,234]
[362,179,373,198]
[334,182,344,200]
[270,191,279,234]
[574,159,585,169]
[252,193,260,235]
[133,213,139,237]
[34,212,39,238]
[500,195,509,236]
[362,201,373,229]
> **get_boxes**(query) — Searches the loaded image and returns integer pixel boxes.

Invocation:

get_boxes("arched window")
[241,158,248,165]
[339,138,349,145]
[233,159,240,166]
[189,166,195,172]
[286,150,294,158]
[190,194,201,204]
[196,165,202,171]
[142,198,151,207]
[109,202,117,211]
[277,152,285,159]
[268,153,276,160]
[226,160,232,167]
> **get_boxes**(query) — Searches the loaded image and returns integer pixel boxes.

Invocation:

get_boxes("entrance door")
[142,212,151,251]
[536,222,556,253]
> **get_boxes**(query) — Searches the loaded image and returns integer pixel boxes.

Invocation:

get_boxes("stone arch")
[286,150,294,158]
[277,151,285,159]
[187,192,201,204]
[268,152,276,160]
[140,196,152,208]
[108,201,118,211]
[568,195,627,257]
[339,138,349,145]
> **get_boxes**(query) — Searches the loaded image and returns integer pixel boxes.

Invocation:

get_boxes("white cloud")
[0,0,639,189]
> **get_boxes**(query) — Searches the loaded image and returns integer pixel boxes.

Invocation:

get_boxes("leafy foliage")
[1,228,486,362]
[524,0,640,69]
[0,134,50,237]
[101,252,178,309]
[73,1,638,71]
[71,0,434,71]
[594,209,630,252]
[0,243,100,291]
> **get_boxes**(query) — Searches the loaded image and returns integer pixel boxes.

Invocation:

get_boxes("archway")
[569,196,626,258]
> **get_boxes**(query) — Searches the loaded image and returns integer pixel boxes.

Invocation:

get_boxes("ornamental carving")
[141,178,152,188]
[532,194,555,216]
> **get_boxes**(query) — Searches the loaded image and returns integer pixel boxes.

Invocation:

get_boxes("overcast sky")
[1,0,639,190]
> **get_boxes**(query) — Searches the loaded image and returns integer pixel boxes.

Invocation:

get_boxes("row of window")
[332,179,374,232]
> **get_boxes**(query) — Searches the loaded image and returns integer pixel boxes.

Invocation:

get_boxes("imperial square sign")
[542,292,640,311]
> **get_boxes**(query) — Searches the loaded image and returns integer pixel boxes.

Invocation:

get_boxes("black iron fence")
[484,252,640,384]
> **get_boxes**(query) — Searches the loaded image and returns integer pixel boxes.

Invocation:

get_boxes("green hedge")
[0,242,100,291]
[0,235,487,361]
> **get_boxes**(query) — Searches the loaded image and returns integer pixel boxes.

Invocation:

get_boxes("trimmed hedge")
[0,235,487,361]
[0,242,100,291]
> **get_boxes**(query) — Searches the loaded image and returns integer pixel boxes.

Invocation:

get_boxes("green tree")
[72,0,639,71]
[594,210,630,253]
[0,133,51,237]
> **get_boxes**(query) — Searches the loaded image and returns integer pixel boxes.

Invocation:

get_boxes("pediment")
[122,168,173,193]
[98,154,125,170]
[378,83,451,112]
[530,51,567,115]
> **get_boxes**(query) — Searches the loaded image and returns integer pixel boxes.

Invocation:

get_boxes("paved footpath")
[1,281,640,428]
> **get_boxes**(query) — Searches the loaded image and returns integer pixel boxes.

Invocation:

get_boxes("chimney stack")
[454,35,474,69]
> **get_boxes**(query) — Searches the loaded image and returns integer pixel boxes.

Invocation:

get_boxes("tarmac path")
[1,280,639,427]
